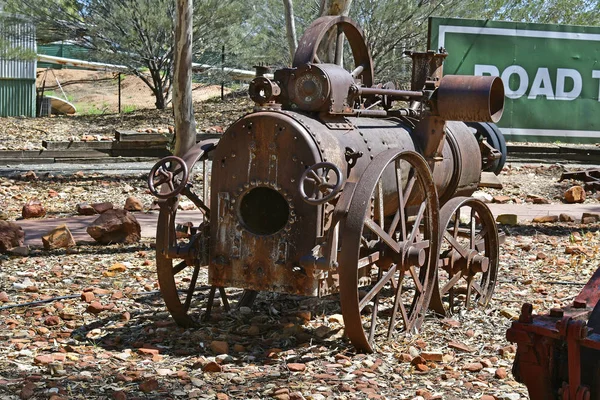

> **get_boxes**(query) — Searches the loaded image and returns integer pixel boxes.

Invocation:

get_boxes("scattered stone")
[501,309,519,320]
[492,195,511,204]
[203,361,223,372]
[496,214,518,225]
[287,363,306,372]
[463,362,483,372]
[564,185,586,203]
[472,191,493,203]
[0,220,25,252]
[91,202,114,214]
[559,213,575,222]
[581,213,600,223]
[76,203,97,215]
[86,301,105,314]
[86,209,141,244]
[0,291,8,302]
[210,340,229,355]
[44,316,61,326]
[527,194,551,204]
[81,291,95,303]
[532,215,558,223]
[42,224,76,250]
[139,378,158,393]
[448,341,475,353]
[481,395,496,400]
[124,196,143,212]
[22,199,46,219]
[20,382,36,399]
[495,367,508,379]
[421,351,444,362]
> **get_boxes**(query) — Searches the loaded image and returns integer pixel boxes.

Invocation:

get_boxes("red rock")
[76,203,97,216]
[20,382,36,399]
[564,186,586,203]
[203,361,223,372]
[421,351,443,362]
[414,363,429,372]
[86,209,141,244]
[0,291,8,302]
[22,199,46,219]
[42,225,76,250]
[287,363,306,372]
[233,344,246,353]
[448,341,475,353]
[495,367,508,379]
[139,378,158,393]
[481,395,496,400]
[492,195,511,203]
[398,353,413,362]
[216,393,229,400]
[86,302,104,314]
[34,354,53,365]
[120,311,131,322]
[415,389,432,399]
[0,220,25,252]
[210,340,229,355]
[559,213,575,222]
[463,362,483,372]
[415,339,427,349]
[124,196,143,212]
[91,202,114,214]
[44,316,61,326]
[532,215,559,223]
[81,292,95,303]
[138,347,159,356]
[112,391,127,400]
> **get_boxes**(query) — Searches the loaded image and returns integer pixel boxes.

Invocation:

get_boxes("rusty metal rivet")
[573,300,587,309]
[549,308,564,318]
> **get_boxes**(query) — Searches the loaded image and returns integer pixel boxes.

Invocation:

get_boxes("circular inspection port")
[240,187,289,235]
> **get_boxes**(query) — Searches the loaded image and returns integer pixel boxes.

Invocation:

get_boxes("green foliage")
[121,104,137,113]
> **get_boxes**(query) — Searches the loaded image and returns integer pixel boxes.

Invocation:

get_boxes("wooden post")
[221,45,225,101]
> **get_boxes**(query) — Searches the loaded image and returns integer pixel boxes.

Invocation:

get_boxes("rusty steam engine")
[148,16,505,352]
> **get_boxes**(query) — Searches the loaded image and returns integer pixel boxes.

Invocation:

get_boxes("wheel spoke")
[364,218,400,253]
[440,272,463,296]
[444,231,470,258]
[408,266,423,294]
[394,160,407,239]
[359,265,396,311]
[183,263,201,312]
[408,201,426,243]
[172,260,188,275]
[402,170,416,206]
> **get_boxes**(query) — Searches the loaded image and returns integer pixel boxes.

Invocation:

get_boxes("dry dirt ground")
[0,77,600,399]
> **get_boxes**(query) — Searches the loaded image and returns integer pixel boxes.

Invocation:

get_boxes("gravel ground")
[1,104,600,399]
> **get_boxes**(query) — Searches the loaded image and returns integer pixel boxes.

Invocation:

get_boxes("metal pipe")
[357,86,424,99]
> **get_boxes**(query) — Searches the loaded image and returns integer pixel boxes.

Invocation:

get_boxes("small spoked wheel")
[429,197,499,316]
[339,150,439,352]
[148,156,189,199]
[299,162,343,205]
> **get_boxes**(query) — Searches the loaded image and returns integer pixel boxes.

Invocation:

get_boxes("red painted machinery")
[507,268,600,400]
[148,16,505,352]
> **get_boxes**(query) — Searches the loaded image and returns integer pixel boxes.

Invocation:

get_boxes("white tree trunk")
[282,0,297,62]
[318,0,352,64]
[173,0,197,157]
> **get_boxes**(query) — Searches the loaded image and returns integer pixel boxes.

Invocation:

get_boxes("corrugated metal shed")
[0,13,36,117]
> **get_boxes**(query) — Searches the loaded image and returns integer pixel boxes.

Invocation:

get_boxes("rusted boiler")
[148,16,505,352]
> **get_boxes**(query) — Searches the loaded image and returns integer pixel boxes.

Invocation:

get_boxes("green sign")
[429,17,600,144]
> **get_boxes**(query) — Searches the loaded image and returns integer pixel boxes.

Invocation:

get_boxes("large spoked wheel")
[293,15,374,87]
[155,141,219,327]
[339,150,440,352]
[429,197,499,316]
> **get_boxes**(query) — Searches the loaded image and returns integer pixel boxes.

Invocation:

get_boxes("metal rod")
[357,87,424,99]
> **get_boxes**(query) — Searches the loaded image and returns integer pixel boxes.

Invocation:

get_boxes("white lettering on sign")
[528,68,554,100]
[475,64,585,101]
[593,70,600,101]
[556,69,582,100]
[501,66,529,99]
